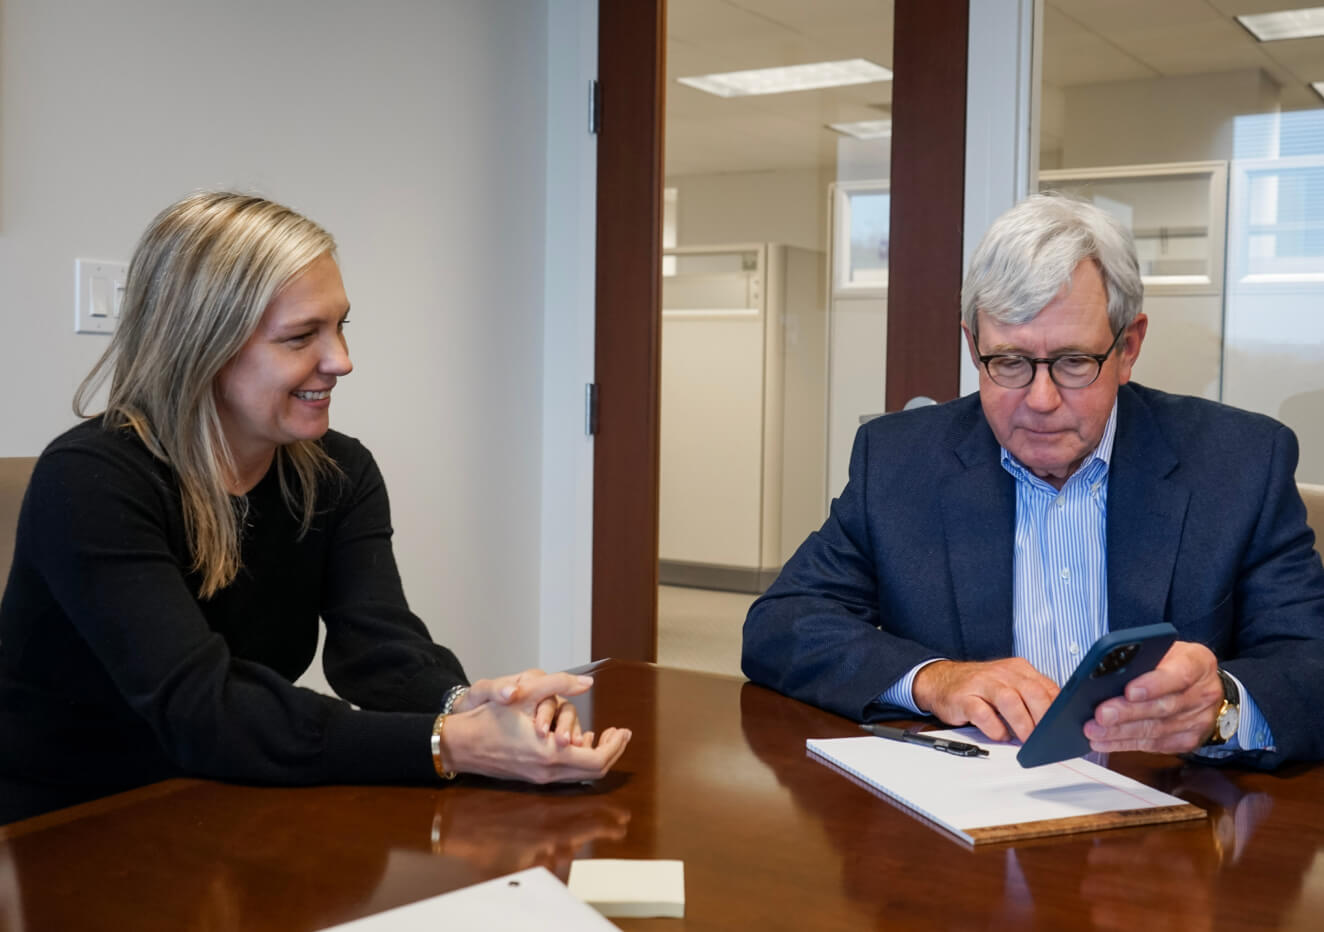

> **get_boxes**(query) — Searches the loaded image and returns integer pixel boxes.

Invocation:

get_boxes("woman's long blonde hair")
[75,192,340,598]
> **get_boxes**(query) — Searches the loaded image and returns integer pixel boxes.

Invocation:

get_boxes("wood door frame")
[591,0,666,661]
[591,0,969,659]
[886,1,969,410]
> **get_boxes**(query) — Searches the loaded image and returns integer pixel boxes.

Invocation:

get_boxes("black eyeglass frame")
[975,325,1127,390]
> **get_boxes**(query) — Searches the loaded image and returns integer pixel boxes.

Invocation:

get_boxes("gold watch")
[1204,669,1240,746]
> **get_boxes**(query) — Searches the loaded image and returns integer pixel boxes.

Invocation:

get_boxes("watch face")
[1217,704,1240,740]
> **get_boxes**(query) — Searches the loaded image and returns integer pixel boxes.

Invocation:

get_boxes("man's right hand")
[912,658,1059,742]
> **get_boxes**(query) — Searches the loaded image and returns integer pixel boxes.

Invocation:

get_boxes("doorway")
[591,1,970,667]
[654,2,897,676]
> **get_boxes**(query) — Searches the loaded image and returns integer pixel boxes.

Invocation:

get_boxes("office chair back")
[0,457,38,588]
[1301,482,1324,560]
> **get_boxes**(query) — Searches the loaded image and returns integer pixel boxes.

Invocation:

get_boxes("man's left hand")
[1083,641,1224,754]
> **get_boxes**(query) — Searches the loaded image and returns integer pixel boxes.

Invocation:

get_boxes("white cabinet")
[659,244,827,591]
[1040,162,1229,401]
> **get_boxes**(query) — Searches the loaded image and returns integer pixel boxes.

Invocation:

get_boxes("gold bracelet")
[431,714,457,780]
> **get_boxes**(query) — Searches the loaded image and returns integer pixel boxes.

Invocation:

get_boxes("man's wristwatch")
[1204,669,1241,747]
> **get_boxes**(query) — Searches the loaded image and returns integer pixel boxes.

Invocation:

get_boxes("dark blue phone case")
[1016,623,1179,768]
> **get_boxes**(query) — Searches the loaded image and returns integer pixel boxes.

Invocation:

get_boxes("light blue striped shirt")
[880,402,1273,755]
[1006,403,1114,686]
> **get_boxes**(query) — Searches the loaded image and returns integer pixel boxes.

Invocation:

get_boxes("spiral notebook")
[807,728,1205,846]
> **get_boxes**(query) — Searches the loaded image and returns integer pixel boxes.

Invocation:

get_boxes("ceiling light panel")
[827,120,892,140]
[677,59,892,98]
[1238,7,1324,41]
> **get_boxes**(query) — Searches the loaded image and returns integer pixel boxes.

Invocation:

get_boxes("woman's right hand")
[439,673,631,783]
[456,669,595,746]
[455,669,565,711]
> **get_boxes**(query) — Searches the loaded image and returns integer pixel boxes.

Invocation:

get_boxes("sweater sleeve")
[24,437,439,787]
[317,438,469,711]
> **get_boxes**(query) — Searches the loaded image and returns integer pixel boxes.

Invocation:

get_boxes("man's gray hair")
[960,193,1143,336]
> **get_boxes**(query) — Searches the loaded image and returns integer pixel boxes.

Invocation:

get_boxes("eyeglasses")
[976,326,1126,390]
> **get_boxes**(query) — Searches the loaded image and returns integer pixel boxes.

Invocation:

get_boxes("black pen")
[860,723,989,758]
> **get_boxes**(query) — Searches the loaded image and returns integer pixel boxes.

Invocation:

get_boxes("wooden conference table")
[2,660,1323,930]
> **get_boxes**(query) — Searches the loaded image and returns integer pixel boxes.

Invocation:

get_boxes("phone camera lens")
[1091,643,1139,678]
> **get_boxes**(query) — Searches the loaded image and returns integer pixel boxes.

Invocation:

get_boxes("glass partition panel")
[1039,163,1226,293]
[1036,0,1324,478]
[1224,114,1324,483]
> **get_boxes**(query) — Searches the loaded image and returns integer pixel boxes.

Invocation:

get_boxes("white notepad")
[316,867,617,930]
[568,858,686,918]
[808,728,1204,846]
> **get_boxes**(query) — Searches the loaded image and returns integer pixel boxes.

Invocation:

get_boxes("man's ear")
[1116,312,1148,385]
[962,324,980,366]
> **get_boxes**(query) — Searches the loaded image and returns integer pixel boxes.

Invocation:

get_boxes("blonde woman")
[0,193,630,824]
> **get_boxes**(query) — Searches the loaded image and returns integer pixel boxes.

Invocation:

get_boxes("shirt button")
[1059,567,1070,580]
[1069,642,1080,655]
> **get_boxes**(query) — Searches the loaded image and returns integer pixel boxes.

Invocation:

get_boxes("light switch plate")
[75,259,128,334]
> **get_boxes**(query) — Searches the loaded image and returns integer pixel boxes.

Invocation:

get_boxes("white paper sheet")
[807,728,1194,845]
[316,867,618,930]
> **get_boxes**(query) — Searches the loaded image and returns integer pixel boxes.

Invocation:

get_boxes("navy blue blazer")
[742,383,1324,769]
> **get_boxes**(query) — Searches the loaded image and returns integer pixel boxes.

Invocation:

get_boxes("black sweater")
[0,419,467,821]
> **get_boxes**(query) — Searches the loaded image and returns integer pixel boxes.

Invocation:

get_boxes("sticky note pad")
[567,858,685,918]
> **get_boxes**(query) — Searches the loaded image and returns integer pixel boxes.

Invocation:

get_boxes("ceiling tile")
[1044,4,1092,38]
[1205,0,1319,14]
[727,0,895,32]
[1042,32,1157,86]
[673,34,856,73]
[795,23,894,65]
[1115,20,1272,72]
[1049,0,1223,33]
[667,0,792,43]
[1257,34,1324,78]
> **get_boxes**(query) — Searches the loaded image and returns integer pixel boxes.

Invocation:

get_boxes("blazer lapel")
[941,413,1016,660]
[1106,386,1188,630]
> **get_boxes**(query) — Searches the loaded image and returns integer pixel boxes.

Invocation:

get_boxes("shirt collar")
[999,399,1119,488]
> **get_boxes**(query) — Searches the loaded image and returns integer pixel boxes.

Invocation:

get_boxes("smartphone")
[1016,623,1178,768]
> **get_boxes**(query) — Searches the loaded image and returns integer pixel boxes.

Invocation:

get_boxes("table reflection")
[4,663,1322,932]
[429,782,632,876]
[1,785,401,931]
[1066,763,1275,931]
[0,779,630,932]
[736,679,1292,929]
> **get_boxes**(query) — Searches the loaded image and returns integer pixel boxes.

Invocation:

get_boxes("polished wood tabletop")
[2,660,1322,930]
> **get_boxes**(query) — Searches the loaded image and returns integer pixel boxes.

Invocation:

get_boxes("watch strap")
[1204,669,1240,747]
[1216,668,1239,706]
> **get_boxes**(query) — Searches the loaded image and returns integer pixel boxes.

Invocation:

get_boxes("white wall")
[1061,69,1280,168]
[667,167,833,252]
[0,0,588,682]
[538,0,597,674]
[826,294,885,499]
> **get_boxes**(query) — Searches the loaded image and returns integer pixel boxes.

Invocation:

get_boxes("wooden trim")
[589,2,971,658]
[591,0,666,661]
[885,0,970,410]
